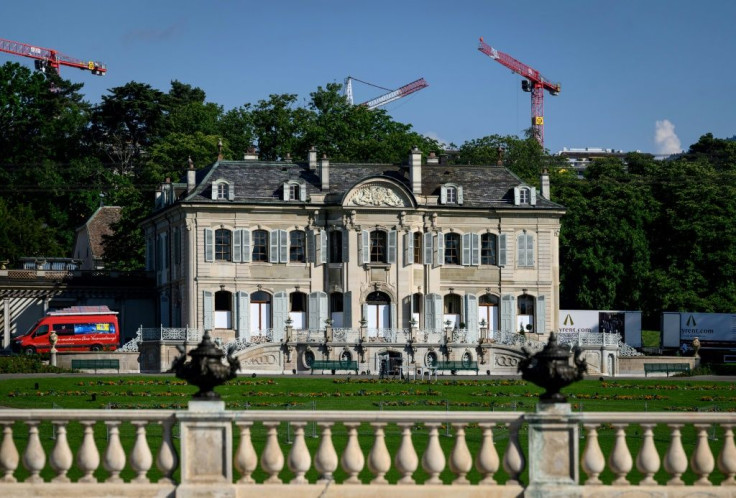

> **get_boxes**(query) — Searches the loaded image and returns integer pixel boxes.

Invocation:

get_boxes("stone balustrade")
[2,406,736,496]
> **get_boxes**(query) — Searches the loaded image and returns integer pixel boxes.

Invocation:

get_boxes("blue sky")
[2,0,735,155]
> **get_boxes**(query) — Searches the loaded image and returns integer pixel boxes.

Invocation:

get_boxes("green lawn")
[1,374,734,485]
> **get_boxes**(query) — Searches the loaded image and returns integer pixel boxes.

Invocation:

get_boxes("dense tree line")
[0,62,734,325]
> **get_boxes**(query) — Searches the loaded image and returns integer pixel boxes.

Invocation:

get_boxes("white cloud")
[423,131,451,149]
[654,120,682,155]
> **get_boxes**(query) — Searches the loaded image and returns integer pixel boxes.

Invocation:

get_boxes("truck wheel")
[91,345,102,352]
[24,347,36,355]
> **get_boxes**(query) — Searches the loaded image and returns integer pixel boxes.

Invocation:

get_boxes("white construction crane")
[344,76,428,110]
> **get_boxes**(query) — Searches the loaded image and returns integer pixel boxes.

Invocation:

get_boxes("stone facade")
[142,148,565,354]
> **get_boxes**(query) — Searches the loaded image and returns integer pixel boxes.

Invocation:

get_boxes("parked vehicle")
[11,306,119,355]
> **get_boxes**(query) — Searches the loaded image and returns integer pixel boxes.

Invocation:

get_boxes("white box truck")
[558,310,642,347]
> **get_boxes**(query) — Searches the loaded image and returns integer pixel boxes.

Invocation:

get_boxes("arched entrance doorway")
[377,350,402,378]
[250,290,272,335]
[365,291,391,337]
[479,294,499,334]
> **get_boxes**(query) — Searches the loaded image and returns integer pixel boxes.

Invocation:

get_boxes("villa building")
[142,146,565,347]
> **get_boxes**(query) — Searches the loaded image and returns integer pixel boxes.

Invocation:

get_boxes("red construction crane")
[344,76,428,110]
[0,37,106,76]
[478,37,559,148]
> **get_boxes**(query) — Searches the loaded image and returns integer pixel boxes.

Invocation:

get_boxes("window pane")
[329,231,342,263]
[290,230,305,262]
[215,229,231,261]
[217,183,228,200]
[370,231,386,263]
[481,233,497,265]
[413,232,422,263]
[444,233,460,265]
[289,184,299,200]
[252,230,269,262]
[446,186,457,204]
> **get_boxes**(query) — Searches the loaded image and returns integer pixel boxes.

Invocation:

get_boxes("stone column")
[525,403,581,497]
[177,400,234,497]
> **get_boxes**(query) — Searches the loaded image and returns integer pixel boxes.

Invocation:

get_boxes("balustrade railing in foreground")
[1,407,736,496]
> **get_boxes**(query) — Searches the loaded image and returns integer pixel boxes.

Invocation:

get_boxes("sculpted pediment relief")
[346,184,411,208]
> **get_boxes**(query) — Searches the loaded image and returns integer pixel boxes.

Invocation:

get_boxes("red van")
[11,306,120,354]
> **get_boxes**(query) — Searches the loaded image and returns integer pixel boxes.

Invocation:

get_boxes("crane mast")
[344,76,428,110]
[0,38,106,76]
[478,37,559,147]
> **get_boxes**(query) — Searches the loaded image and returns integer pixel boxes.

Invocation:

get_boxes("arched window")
[250,290,272,333]
[289,230,306,262]
[479,294,499,332]
[444,293,462,328]
[214,289,232,329]
[330,292,344,327]
[413,231,423,263]
[517,294,535,333]
[370,230,387,263]
[365,291,391,334]
[481,233,497,265]
[215,229,231,261]
[444,233,461,265]
[252,230,269,262]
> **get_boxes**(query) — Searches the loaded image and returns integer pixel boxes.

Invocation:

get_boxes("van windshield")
[33,325,49,338]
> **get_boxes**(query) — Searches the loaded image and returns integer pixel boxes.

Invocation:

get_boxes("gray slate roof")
[182,160,564,210]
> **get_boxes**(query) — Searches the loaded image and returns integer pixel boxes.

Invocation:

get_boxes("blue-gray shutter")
[471,233,480,266]
[318,230,327,265]
[299,184,307,201]
[464,294,478,342]
[233,229,242,263]
[500,294,515,334]
[517,234,526,267]
[387,230,397,264]
[457,186,464,205]
[342,229,350,263]
[282,183,290,201]
[429,293,443,331]
[527,233,535,267]
[530,187,537,206]
[270,230,279,263]
[279,230,288,263]
[307,229,316,263]
[203,290,214,331]
[308,291,327,330]
[423,232,433,265]
[237,291,250,340]
[436,233,445,266]
[228,183,235,200]
[440,185,447,204]
[390,303,397,330]
[211,183,218,200]
[343,291,352,328]
[535,295,546,335]
[242,229,251,263]
[272,291,288,342]
[424,293,435,332]
[361,230,370,264]
[462,233,471,266]
[499,233,507,267]
[514,187,520,205]
[160,293,170,327]
[404,232,414,266]
[204,228,214,262]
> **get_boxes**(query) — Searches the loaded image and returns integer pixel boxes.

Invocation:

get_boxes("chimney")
[427,151,439,165]
[540,168,550,200]
[187,156,196,193]
[217,138,223,161]
[409,146,422,194]
[320,154,330,191]
[244,146,258,161]
[308,146,318,170]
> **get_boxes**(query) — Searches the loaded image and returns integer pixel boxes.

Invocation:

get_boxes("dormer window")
[514,186,537,206]
[283,181,307,201]
[440,183,463,205]
[211,179,234,200]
